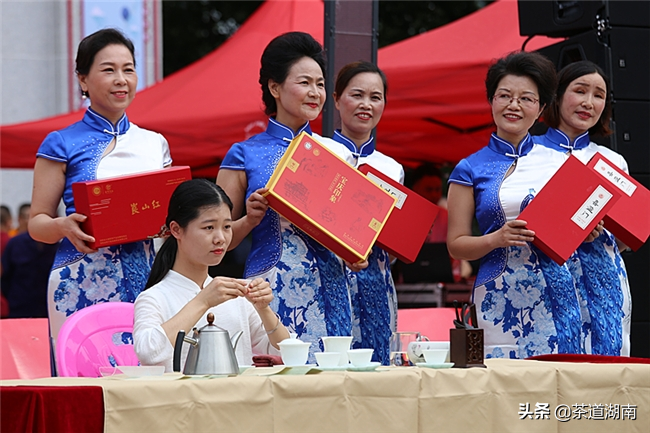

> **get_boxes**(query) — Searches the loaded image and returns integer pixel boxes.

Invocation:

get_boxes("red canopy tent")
[0,0,558,177]
[0,0,324,178]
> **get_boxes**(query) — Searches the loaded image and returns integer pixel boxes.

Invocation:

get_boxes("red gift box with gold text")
[263,133,396,263]
[518,155,621,265]
[358,164,441,263]
[587,152,650,251]
[72,166,192,249]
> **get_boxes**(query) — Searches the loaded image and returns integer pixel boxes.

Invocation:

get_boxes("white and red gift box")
[358,164,441,264]
[518,155,622,265]
[587,152,650,251]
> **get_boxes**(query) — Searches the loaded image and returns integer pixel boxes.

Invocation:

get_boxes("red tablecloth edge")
[0,385,104,433]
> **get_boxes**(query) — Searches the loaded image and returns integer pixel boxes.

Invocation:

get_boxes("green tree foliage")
[162,1,491,77]
[378,1,491,47]
[162,0,263,77]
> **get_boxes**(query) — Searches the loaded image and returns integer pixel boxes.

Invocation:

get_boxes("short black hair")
[76,28,135,76]
[334,61,388,102]
[259,32,325,116]
[485,51,557,109]
[0,205,11,226]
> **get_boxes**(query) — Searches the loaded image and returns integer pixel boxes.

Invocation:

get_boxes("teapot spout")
[231,330,244,350]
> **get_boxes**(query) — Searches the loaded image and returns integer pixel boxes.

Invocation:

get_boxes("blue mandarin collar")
[545,127,590,152]
[82,107,130,136]
[266,117,312,144]
[332,130,375,157]
[487,133,534,159]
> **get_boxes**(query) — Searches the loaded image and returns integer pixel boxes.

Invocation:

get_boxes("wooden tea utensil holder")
[450,328,486,368]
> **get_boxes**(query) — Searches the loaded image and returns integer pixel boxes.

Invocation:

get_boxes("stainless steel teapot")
[173,312,243,376]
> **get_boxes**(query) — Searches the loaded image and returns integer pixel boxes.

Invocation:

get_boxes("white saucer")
[347,361,381,371]
[315,365,348,371]
[416,362,454,369]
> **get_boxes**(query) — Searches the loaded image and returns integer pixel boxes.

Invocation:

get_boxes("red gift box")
[72,166,192,249]
[264,133,396,263]
[587,153,650,251]
[518,155,621,265]
[358,164,441,263]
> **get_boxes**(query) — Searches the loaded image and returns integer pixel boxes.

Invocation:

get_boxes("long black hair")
[145,179,233,289]
[543,60,613,137]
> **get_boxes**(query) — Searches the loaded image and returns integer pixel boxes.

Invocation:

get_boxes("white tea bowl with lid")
[278,333,311,366]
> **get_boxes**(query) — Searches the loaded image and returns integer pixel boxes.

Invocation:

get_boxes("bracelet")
[265,312,281,335]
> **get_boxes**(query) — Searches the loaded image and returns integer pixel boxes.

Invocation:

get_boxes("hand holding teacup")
[243,278,274,310]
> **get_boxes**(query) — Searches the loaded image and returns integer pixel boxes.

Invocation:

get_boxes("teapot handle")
[173,330,186,372]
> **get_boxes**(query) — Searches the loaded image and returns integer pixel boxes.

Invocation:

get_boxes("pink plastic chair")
[397,308,457,341]
[56,302,139,377]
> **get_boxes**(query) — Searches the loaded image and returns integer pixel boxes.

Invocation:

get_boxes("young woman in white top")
[133,179,289,372]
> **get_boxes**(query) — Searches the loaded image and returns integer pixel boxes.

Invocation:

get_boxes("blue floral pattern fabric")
[329,130,402,366]
[346,247,397,365]
[221,119,355,363]
[449,134,583,358]
[36,108,170,340]
[259,224,352,364]
[51,242,155,317]
[535,127,631,355]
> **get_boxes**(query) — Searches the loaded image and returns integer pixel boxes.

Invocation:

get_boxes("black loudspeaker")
[622,174,650,358]
[536,28,650,101]
[518,1,650,38]
[599,101,650,175]
[518,1,604,37]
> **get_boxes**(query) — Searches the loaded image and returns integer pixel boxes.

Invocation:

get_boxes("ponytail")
[144,237,178,289]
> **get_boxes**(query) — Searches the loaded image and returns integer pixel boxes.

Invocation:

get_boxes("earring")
[81,90,89,100]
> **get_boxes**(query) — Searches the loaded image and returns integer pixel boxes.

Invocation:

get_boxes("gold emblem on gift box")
[287,159,299,173]
[92,187,101,196]
[369,218,381,231]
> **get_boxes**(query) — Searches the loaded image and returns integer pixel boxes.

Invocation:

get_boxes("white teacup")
[315,352,340,368]
[321,336,353,366]
[422,349,448,364]
[347,348,374,367]
[408,340,450,363]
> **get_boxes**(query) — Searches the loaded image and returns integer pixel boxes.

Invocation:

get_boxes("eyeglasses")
[492,93,539,109]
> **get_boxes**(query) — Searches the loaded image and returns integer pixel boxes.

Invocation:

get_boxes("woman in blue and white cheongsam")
[535,61,632,356]
[447,52,587,359]
[329,61,404,365]
[217,32,359,363]
[29,29,171,341]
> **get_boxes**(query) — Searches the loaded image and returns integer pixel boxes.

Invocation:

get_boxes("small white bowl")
[422,349,448,364]
[347,348,374,367]
[315,352,341,368]
[321,336,353,365]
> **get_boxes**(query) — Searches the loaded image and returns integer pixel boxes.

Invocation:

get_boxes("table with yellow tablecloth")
[1,359,648,433]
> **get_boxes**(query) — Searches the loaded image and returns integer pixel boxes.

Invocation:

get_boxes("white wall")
[1,1,69,217]
[0,0,162,220]
[1,0,70,126]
